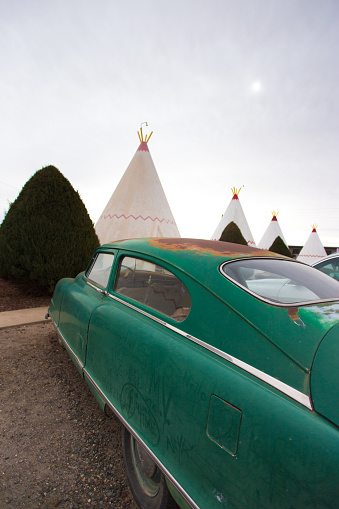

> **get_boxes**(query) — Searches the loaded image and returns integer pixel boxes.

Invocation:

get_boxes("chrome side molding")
[106,291,313,410]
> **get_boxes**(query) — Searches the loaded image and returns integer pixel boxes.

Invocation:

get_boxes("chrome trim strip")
[83,369,199,509]
[171,330,312,410]
[50,316,84,372]
[220,258,339,308]
[85,279,105,294]
[108,292,167,326]
[107,292,312,410]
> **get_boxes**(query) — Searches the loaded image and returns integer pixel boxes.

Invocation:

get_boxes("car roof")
[100,238,286,290]
[101,237,283,262]
[101,238,285,270]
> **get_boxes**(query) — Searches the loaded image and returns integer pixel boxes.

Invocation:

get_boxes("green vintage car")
[48,238,339,509]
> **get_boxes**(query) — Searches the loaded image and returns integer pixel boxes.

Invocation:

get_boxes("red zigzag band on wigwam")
[102,213,175,225]
[298,254,326,258]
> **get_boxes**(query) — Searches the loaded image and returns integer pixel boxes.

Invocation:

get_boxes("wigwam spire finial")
[231,186,244,198]
[138,122,153,144]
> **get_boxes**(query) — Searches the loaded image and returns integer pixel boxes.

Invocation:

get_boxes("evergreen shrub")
[269,236,293,258]
[219,221,248,245]
[0,166,100,293]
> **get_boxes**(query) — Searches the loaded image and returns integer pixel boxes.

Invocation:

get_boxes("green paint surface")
[49,239,339,508]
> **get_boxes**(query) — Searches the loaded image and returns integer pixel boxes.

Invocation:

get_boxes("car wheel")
[122,427,178,509]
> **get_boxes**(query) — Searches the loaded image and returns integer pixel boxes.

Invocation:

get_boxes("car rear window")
[221,258,339,305]
[115,256,191,321]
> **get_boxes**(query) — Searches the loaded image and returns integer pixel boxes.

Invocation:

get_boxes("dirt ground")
[0,321,138,508]
[0,278,51,312]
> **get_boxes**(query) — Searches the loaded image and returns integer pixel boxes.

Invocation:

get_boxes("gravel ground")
[0,321,138,509]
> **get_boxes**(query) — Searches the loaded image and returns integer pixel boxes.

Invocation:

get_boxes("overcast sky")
[1,0,338,247]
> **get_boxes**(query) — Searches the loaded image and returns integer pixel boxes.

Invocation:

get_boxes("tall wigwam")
[95,128,180,244]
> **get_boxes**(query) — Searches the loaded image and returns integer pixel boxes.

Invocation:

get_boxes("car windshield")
[221,258,339,305]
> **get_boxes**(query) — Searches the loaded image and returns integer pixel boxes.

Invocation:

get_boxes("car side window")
[86,253,114,288]
[115,256,191,322]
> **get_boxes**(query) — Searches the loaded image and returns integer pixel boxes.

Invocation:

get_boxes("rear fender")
[49,278,76,326]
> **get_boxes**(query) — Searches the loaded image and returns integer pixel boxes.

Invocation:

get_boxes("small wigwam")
[258,211,291,256]
[211,187,256,246]
[95,126,180,244]
[297,225,327,265]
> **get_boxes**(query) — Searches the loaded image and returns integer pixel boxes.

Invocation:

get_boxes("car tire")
[122,426,178,509]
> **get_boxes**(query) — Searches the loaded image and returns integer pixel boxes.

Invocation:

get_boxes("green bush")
[0,165,99,293]
[219,221,248,245]
[269,236,293,258]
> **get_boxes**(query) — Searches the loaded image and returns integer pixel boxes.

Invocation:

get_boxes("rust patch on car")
[288,307,299,320]
[288,307,306,328]
[148,238,279,258]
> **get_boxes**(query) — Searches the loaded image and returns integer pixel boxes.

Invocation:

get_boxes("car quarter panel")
[107,249,311,393]
[49,277,77,327]
[84,293,339,508]
[107,240,339,377]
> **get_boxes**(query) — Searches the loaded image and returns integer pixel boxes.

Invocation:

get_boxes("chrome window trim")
[83,278,105,294]
[85,252,99,278]
[107,292,312,410]
[220,257,339,308]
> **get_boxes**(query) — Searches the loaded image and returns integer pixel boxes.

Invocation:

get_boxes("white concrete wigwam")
[258,211,287,250]
[297,225,327,265]
[95,127,180,244]
[211,187,256,246]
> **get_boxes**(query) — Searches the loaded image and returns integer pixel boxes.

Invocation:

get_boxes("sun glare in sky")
[251,81,262,93]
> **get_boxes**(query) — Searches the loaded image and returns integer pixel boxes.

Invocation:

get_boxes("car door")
[58,251,115,371]
[85,253,224,502]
